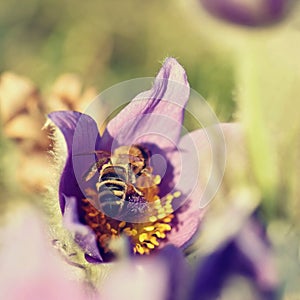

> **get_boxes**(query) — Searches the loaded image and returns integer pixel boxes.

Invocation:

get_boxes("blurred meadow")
[1,0,300,299]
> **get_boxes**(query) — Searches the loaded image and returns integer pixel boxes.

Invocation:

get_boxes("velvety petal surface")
[48,111,84,153]
[63,196,102,262]
[174,123,239,209]
[48,111,101,212]
[103,58,190,151]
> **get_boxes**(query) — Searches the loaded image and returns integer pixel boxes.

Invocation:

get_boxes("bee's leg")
[127,184,143,196]
[83,162,99,182]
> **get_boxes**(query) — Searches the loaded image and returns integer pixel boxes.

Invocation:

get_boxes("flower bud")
[199,0,293,27]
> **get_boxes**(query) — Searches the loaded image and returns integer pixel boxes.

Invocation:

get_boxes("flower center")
[81,145,180,256]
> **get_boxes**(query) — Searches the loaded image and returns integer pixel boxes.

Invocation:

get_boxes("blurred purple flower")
[0,209,278,299]
[101,215,279,300]
[0,209,95,300]
[100,245,190,300]
[48,58,226,262]
[200,0,293,27]
[190,215,279,300]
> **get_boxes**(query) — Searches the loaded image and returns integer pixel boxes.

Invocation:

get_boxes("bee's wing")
[94,150,111,161]
[117,153,144,163]
[78,151,111,182]
[83,162,99,182]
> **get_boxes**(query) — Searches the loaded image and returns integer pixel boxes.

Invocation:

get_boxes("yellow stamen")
[119,221,126,228]
[136,244,145,255]
[174,191,181,198]
[154,175,161,185]
[111,228,118,235]
[146,243,155,249]
[144,225,155,231]
[149,216,157,222]
[157,213,167,219]
[150,237,159,246]
[139,233,148,243]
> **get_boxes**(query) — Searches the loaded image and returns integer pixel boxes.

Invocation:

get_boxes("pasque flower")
[49,58,222,262]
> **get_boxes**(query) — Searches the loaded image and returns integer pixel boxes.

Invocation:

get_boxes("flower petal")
[159,123,242,248]
[190,216,279,300]
[159,202,206,249]
[200,0,290,27]
[103,58,190,151]
[63,196,102,262]
[48,111,82,153]
[48,111,101,212]
[157,245,190,300]
[0,207,90,300]
[101,245,189,300]
[172,123,242,210]
[101,257,168,300]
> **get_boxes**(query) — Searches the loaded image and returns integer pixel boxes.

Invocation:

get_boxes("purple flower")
[0,209,93,300]
[190,215,279,300]
[101,216,278,300]
[200,0,293,27]
[49,58,224,262]
[100,245,190,300]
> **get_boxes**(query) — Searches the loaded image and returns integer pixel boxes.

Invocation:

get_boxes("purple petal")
[103,58,190,151]
[159,203,206,249]
[160,123,242,248]
[200,0,291,27]
[101,245,190,300]
[48,111,101,212]
[0,210,93,300]
[175,126,218,209]
[172,123,242,209]
[155,245,190,300]
[63,196,102,262]
[101,257,169,299]
[49,111,85,153]
[158,139,206,247]
[190,216,279,300]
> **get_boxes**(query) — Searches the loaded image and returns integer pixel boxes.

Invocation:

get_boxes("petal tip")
[160,57,189,86]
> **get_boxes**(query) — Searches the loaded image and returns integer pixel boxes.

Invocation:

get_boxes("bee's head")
[129,145,151,175]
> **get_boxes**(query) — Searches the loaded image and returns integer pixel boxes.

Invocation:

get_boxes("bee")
[82,145,153,218]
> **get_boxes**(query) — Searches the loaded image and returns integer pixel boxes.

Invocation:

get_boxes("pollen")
[153,175,162,185]
[81,198,176,256]
[149,216,157,222]
[174,191,181,198]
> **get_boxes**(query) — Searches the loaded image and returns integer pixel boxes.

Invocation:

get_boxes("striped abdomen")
[96,165,128,217]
